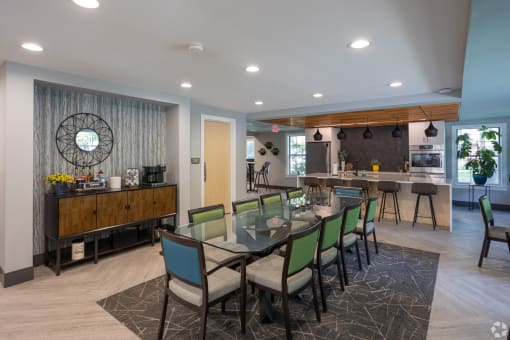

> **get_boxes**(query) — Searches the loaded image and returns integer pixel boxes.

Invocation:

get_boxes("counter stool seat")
[411,183,438,230]
[304,177,322,204]
[377,181,401,224]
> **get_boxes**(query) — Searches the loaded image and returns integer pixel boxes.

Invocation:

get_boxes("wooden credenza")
[45,184,177,275]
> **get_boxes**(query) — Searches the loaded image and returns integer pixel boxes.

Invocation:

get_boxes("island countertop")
[299,172,452,186]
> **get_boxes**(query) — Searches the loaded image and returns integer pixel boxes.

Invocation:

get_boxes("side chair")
[478,195,510,267]
[356,197,379,265]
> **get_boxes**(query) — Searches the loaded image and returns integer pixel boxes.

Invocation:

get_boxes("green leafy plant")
[370,159,381,166]
[338,149,349,161]
[455,125,502,178]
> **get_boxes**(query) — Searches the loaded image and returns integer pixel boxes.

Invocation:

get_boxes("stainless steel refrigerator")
[306,142,330,174]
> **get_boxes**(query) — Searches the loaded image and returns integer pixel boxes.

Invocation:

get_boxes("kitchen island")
[297,172,452,231]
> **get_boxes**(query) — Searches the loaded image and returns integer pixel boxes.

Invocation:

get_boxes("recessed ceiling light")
[388,82,403,87]
[180,82,192,88]
[348,39,370,49]
[245,65,260,73]
[254,101,264,105]
[21,42,44,52]
[313,93,323,98]
[72,0,100,9]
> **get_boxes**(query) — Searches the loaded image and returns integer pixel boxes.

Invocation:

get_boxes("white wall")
[0,64,6,272]
[189,101,247,209]
[0,61,192,277]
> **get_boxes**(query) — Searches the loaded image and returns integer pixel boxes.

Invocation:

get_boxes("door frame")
[200,114,237,207]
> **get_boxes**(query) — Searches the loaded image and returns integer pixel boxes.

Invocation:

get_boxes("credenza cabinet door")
[97,192,128,228]
[127,189,154,222]
[153,186,176,217]
[58,196,97,237]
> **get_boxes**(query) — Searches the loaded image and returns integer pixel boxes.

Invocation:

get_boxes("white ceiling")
[0,0,470,114]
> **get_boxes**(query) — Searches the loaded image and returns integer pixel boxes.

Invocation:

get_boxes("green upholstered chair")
[260,192,284,217]
[158,231,246,340]
[315,213,344,312]
[356,197,379,265]
[286,187,304,200]
[339,203,363,285]
[188,204,235,265]
[232,198,260,214]
[247,221,321,339]
[478,195,510,267]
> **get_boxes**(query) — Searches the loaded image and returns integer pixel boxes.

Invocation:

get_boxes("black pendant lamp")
[313,129,323,141]
[424,121,438,137]
[337,127,346,140]
[392,124,402,138]
[363,126,373,139]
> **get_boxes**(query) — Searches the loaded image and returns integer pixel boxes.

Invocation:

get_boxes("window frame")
[246,136,255,160]
[286,133,306,176]
[451,122,507,190]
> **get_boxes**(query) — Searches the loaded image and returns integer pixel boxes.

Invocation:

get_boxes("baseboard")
[254,184,295,191]
[453,200,510,211]
[1,266,34,288]
[33,253,45,267]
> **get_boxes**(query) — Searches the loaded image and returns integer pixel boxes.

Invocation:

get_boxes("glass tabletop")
[173,195,363,255]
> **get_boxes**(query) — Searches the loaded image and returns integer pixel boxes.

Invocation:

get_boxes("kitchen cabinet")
[408,121,445,145]
[58,195,97,237]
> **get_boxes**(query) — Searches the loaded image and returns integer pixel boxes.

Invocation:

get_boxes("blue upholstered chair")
[158,230,246,340]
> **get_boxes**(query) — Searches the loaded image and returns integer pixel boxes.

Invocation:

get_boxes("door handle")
[204,162,207,182]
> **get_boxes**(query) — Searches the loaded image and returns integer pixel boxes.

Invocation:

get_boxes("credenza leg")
[56,240,61,276]
[94,234,99,264]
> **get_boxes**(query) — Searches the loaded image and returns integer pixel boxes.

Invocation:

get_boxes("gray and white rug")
[98,242,439,339]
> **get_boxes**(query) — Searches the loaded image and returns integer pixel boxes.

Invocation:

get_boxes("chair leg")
[339,245,348,285]
[395,192,401,222]
[354,241,362,271]
[364,232,371,265]
[429,195,437,230]
[378,192,386,221]
[282,293,292,340]
[413,194,420,227]
[335,253,345,291]
[221,301,226,312]
[373,229,379,254]
[310,271,321,322]
[485,239,491,258]
[478,237,488,267]
[317,265,327,312]
[240,282,246,334]
[199,306,208,340]
[158,291,169,340]
[392,192,398,225]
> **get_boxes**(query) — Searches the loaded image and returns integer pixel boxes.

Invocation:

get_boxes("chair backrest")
[286,187,304,200]
[304,177,319,186]
[341,203,361,236]
[160,230,205,289]
[260,192,282,205]
[232,198,260,214]
[188,204,225,223]
[264,161,271,175]
[284,221,321,278]
[333,186,363,198]
[260,193,283,216]
[325,178,343,188]
[479,195,494,229]
[363,197,378,225]
[350,179,369,190]
[319,213,343,252]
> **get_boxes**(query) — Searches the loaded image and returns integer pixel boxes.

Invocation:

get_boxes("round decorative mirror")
[56,113,114,167]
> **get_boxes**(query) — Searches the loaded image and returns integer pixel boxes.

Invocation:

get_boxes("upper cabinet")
[408,121,445,146]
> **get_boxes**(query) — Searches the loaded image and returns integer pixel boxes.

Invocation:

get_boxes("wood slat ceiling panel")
[261,102,459,128]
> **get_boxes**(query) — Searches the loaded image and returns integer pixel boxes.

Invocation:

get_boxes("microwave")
[409,145,445,174]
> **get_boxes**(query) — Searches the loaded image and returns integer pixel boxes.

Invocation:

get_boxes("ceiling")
[0,0,470,114]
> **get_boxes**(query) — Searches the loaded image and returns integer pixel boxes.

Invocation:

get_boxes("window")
[453,123,506,187]
[287,135,306,175]
[246,138,255,160]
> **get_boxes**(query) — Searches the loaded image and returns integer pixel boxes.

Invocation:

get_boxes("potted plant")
[370,159,381,172]
[456,125,502,185]
[338,149,349,171]
[46,172,74,195]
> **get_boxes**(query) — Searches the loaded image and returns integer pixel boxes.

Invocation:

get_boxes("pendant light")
[425,121,438,137]
[337,127,346,140]
[313,128,323,141]
[392,116,402,138]
[363,118,373,139]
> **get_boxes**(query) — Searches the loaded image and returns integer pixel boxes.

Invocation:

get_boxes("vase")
[341,161,346,172]
[473,174,487,185]
[372,165,380,172]
[53,182,69,195]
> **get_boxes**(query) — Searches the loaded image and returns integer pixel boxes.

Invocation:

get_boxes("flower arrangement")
[370,159,381,166]
[46,173,74,185]
[338,149,349,161]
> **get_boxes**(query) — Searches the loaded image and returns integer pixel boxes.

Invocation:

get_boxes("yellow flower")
[46,173,73,184]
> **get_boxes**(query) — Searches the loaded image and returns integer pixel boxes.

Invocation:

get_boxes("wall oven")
[409,145,445,174]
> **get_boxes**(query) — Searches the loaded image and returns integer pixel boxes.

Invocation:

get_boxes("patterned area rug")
[98,242,439,339]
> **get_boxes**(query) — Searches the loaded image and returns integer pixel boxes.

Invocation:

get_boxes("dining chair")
[232,197,260,214]
[246,221,321,339]
[356,197,379,265]
[315,212,344,312]
[507,232,510,254]
[260,192,284,217]
[188,204,235,265]
[158,230,246,340]
[339,203,363,285]
[478,195,510,267]
[285,187,304,200]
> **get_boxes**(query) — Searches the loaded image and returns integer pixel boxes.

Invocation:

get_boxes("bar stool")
[304,177,322,204]
[325,178,343,205]
[411,183,438,230]
[350,179,369,200]
[377,181,401,224]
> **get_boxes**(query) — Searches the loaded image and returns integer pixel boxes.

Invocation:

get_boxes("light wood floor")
[1,206,509,340]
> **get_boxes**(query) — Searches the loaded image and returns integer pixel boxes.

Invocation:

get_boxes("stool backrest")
[377,181,400,192]
[411,183,437,195]
[304,177,319,186]
[350,179,369,189]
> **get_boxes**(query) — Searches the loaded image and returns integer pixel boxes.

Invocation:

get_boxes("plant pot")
[372,165,380,172]
[53,182,69,195]
[473,174,488,185]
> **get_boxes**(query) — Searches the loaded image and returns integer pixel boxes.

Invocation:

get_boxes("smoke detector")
[188,43,204,53]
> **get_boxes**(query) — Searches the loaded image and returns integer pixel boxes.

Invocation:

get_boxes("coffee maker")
[142,164,166,187]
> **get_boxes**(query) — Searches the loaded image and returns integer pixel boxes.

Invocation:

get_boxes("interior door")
[204,120,231,213]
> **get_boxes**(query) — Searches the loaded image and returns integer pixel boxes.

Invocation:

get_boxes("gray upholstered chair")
[356,197,379,265]
[478,195,510,267]
[158,231,246,340]
[247,222,321,339]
